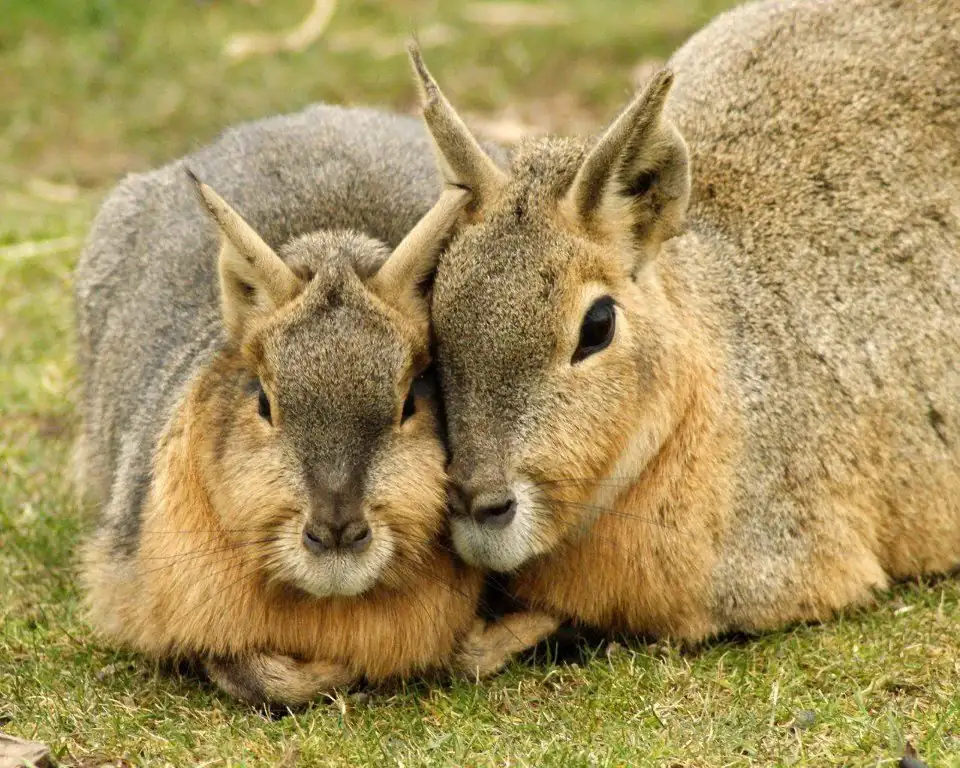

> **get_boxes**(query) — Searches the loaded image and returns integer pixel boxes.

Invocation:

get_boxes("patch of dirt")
[461,3,572,27]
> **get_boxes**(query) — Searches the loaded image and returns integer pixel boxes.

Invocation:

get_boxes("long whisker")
[162,540,292,628]
[391,558,477,605]
[374,566,463,657]
[134,538,282,581]
[377,529,528,622]
[144,540,285,608]
[134,526,290,535]
[168,568,264,630]
[527,477,642,491]
[136,535,280,562]
[552,501,684,531]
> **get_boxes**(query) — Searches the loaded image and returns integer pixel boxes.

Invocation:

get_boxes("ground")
[1,1,958,766]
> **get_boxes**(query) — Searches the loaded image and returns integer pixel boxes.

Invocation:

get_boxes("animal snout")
[302,519,372,554]
[455,488,517,529]
[471,491,517,528]
[448,462,519,529]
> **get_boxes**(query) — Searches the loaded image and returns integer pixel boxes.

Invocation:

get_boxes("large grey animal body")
[74,104,505,552]
[666,0,960,627]
[415,0,960,638]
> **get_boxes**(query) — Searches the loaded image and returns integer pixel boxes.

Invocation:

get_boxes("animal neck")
[515,367,731,636]
[593,231,727,514]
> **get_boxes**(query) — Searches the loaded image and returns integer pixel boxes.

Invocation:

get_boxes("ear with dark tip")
[407,42,507,207]
[369,187,472,310]
[186,168,302,339]
[564,69,690,267]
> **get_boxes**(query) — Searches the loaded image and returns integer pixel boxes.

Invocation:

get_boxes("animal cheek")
[363,440,446,516]
[521,388,631,486]
[214,442,303,513]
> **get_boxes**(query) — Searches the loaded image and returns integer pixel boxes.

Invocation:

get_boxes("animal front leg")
[204,652,356,706]
[455,611,561,679]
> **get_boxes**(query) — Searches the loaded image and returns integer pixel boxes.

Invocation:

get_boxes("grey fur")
[669,0,960,628]
[74,104,506,556]
[428,0,960,635]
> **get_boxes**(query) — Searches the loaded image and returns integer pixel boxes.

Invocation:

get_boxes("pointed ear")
[186,169,302,340]
[368,187,471,310]
[564,69,690,268]
[407,42,507,209]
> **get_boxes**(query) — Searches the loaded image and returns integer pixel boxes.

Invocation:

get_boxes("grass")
[1,0,958,765]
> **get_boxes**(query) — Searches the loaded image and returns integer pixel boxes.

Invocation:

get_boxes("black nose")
[469,492,517,529]
[302,520,372,554]
[339,521,372,551]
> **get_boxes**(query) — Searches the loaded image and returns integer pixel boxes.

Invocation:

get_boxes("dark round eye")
[572,296,616,363]
[256,381,272,425]
[400,384,417,423]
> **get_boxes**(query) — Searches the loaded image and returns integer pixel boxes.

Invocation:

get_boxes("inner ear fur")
[565,70,690,268]
[186,169,302,340]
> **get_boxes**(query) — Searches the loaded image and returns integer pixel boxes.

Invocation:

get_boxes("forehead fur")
[279,230,392,284]
[253,237,410,468]
[437,136,594,279]
[509,136,588,200]
[433,137,607,401]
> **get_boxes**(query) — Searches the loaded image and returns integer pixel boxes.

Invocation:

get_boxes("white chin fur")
[277,527,394,598]
[450,483,541,572]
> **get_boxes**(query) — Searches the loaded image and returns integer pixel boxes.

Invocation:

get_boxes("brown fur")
[84,374,484,686]
[79,179,549,705]
[411,0,960,642]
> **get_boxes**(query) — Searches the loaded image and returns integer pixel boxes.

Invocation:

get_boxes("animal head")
[188,170,469,596]
[408,46,693,571]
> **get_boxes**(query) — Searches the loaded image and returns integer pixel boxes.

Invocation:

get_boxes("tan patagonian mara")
[410,0,960,641]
